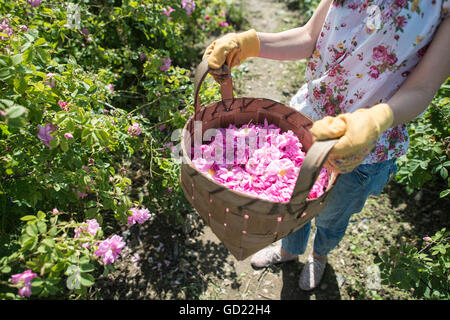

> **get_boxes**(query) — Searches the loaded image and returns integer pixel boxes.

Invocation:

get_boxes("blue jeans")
[282,159,397,256]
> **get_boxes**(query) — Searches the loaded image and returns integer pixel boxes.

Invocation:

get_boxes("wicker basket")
[180,59,339,261]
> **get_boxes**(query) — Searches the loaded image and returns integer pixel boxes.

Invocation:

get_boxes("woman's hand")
[310,104,394,173]
[202,29,260,82]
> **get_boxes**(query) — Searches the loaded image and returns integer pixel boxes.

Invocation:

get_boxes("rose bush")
[395,78,450,198]
[0,0,241,299]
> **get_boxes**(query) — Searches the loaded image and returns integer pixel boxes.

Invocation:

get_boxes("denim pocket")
[353,165,371,186]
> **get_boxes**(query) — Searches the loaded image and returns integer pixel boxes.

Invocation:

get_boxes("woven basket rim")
[180,102,333,205]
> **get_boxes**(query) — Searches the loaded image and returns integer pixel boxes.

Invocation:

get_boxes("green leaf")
[79,263,95,273]
[12,54,23,66]
[36,221,47,234]
[49,135,60,149]
[85,207,98,219]
[81,128,90,141]
[26,223,38,237]
[22,236,38,252]
[20,215,37,221]
[95,129,110,146]
[0,67,12,81]
[31,279,44,287]
[440,167,448,180]
[41,238,55,248]
[36,211,46,220]
[0,265,11,274]
[440,189,450,198]
[51,261,66,273]
[23,47,35,64]
[5,105,26,119]
[79,273,95,287]
[36,47,51,64]
[0,99,14,108]
[34,37,47,46]
[79,256,90,265]
[7,117,27,129]
[13,76,28,94]
[60,138,69,152]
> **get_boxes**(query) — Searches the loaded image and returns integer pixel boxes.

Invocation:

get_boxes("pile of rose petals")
[191,119,328,202]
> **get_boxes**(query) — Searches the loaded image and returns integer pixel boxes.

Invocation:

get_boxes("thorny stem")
[127,97,161,116]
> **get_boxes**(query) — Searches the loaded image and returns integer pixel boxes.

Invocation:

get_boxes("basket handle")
[194,59,234,116]
[288,139,339,205]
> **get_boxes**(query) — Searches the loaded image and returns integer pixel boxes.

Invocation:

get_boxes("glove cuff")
[371,103,394,133]
[237,29,260,61]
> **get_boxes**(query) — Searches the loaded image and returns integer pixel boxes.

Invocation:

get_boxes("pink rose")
[160,57,171,72]
[162,7,175,16]
[11,270,37,297]
[94,235,125,265]
[37,123,56,148]
[127,207,154,226]
[74,219,100,239]
[27,0,42,8]
[127,122,141,136]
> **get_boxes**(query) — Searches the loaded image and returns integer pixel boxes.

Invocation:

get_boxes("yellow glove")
[203,29,260,81]
[310,103,394,173]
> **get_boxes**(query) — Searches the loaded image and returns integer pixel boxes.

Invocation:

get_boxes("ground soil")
[91,0,449,301]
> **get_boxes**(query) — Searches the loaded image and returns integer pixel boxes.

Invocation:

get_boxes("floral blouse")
[290,0,450,164]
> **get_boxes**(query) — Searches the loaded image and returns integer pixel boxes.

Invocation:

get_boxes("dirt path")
[232,0,304,105]
[194,0,315,300]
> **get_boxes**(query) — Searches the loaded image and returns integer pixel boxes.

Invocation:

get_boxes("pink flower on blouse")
[368,65,380,79]
[384,53,398,66]
[395,16,407,28]
[394,0,408,8]
[372,45,388,62]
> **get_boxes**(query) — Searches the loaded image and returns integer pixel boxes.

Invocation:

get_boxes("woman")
[203,0,450,291]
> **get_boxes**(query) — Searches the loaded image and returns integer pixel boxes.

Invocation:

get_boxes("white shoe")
[250,245,297,268]
[298,254,327,291]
